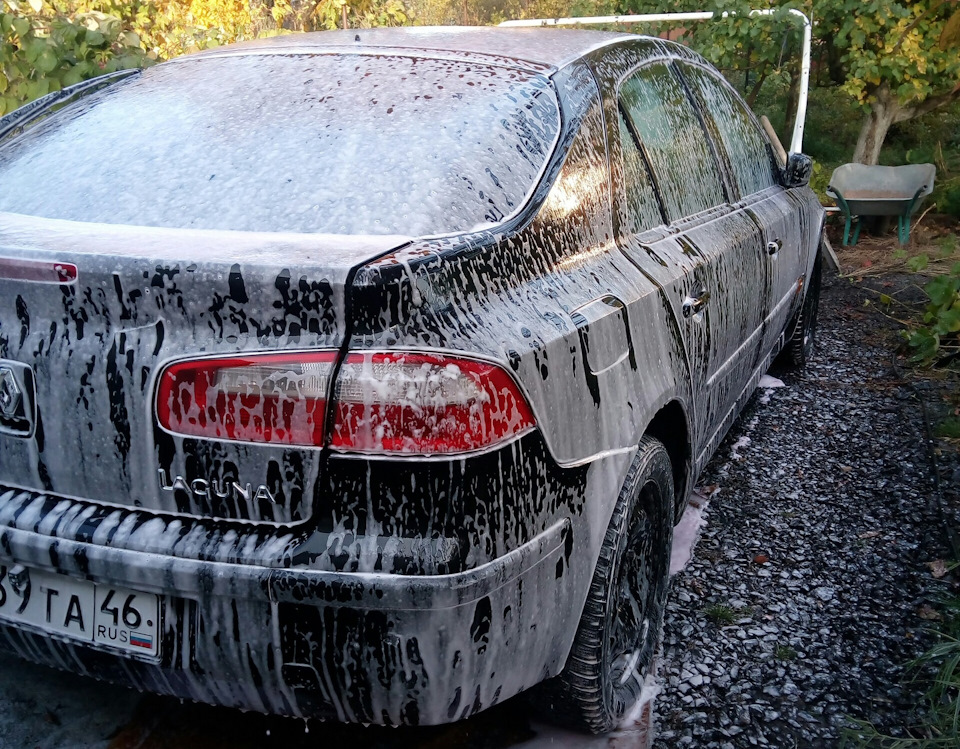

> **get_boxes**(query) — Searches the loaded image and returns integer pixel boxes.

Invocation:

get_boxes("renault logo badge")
[0,366,21,419]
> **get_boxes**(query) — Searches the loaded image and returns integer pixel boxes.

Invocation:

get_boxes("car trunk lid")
[0,211,411,524]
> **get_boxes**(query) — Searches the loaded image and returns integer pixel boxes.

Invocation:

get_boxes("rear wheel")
[783,251,823,369]
[545,436,674,734]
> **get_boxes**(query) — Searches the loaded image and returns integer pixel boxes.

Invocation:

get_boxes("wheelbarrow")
[826,163,936,246]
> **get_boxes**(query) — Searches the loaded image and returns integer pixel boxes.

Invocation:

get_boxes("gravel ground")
[653,274,959,748]
[1,275,957,748]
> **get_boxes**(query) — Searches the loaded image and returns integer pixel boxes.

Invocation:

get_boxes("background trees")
[2,0,959,168]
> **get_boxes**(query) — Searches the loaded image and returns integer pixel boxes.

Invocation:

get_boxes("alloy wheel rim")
[607,481,665,705]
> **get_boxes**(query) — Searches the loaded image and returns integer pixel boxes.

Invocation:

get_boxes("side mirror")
[781,152,813,189]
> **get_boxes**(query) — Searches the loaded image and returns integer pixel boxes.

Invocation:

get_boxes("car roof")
[187,26,640,72]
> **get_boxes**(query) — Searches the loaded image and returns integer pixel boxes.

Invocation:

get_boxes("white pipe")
[499,9,813,153]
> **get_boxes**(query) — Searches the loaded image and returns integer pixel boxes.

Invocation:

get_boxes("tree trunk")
[852,83,960,164]
[853,85,899,165]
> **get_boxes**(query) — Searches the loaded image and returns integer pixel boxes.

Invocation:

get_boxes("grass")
[704,603,753,625]
[775,644,798,661]
[704,604,736,625]
[935,418,960,440]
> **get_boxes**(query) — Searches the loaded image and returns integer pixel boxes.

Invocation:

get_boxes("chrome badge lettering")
[157,469,278,505]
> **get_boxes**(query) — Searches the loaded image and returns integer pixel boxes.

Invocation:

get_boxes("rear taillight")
[157,352,336,446]
[156,351,534,455]
[330,352,535,455]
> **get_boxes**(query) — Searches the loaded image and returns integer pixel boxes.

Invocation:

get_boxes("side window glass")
[683,64,776,198]
[618,109,663,233]
[620,63,725,222]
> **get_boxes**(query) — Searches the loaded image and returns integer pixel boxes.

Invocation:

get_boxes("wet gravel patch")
[653,276,958,748]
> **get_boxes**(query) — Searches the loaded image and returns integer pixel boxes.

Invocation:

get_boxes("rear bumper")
[0,486,575,725]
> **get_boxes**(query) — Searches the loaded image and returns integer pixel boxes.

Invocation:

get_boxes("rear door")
[612,61,768,456]
[677,62,804,358]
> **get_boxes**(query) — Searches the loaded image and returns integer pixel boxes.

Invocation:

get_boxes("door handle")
[766,239,782,256]
[681,290,710,318]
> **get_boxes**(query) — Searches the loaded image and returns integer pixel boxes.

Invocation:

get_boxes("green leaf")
[907,254,929,273]
[879,293,893,305]
[933,308,960,335]
[84,30,105,47]
[119,30,140,48]
[907,328,939,363]
[25,77,48,101]
[12,16,30,38]
[36,47,59,74]
[925,276,959,308]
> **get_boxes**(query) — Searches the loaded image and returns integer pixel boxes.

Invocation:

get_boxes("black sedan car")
[0,27,822,733]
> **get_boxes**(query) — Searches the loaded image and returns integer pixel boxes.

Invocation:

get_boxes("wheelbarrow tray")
[826,163,936,245]
[839,192,926,217]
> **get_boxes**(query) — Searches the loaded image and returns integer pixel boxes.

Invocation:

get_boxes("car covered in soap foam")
[0,27,823,733]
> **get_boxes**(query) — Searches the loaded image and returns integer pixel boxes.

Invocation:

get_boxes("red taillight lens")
[157,352,336,446]
[329,352,535,455]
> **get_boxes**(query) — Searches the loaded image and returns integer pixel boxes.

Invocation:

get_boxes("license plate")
[0,564,160,659]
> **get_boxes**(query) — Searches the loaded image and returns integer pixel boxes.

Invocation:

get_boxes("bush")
[0,2,152,116]
[906,264,960,365]
[940,183,960,220]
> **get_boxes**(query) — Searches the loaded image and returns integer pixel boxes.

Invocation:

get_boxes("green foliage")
[0,0,152,116]
[936,416,960,439]
[703,603,736,625]
[905,261,960,365]
[941,183,960,220]
[837,0,960,107]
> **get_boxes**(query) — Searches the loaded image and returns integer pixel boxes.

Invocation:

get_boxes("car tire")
[544,435,674,734]
[783,250,823,369]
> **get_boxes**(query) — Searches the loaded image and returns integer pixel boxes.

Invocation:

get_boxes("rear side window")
[0,55,560,237]
[617,109,663,233]
[681,64,775,198]
[620,63,725,222]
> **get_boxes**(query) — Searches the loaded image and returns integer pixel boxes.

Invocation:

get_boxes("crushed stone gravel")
[652,275,958,748]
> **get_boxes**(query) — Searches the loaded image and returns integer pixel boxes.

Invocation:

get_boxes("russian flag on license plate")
[130,632,153,649]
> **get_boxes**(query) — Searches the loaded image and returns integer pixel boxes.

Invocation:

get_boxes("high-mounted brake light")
[330,352,535,455]
[0,256,77,284]
[157,352,337,446]
[156,350,535,455]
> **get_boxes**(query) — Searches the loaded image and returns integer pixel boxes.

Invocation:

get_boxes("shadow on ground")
[0,650,650,749]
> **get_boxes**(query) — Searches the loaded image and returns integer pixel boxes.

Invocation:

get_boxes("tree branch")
[746,71,769,108]
[893,86,960,122]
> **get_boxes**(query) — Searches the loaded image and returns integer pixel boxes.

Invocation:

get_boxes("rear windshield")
[0,54,560,236]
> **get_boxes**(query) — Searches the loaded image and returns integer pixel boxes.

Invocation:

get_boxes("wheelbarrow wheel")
[783,251,822,369]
